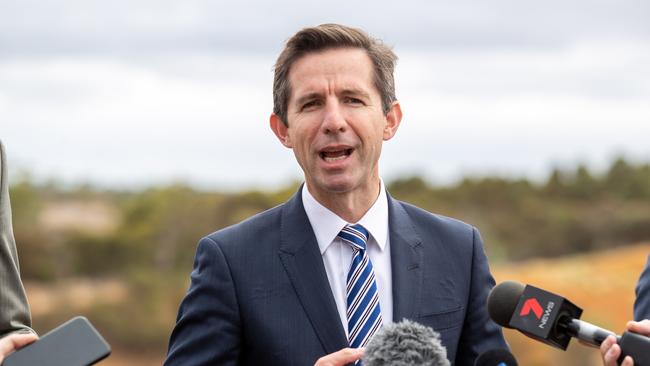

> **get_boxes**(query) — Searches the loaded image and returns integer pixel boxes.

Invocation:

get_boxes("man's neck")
[305,180,381,223]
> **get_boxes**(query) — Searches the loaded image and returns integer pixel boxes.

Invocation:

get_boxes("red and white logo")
[520,298,543,319]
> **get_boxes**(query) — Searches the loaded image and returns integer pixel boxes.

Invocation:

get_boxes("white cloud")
[1,0,649,54]
[1,1,648,188]
[397,39,650,99]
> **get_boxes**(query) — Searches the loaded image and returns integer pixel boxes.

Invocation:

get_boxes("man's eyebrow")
[294,92,323,106]
[340,88,371,99]
[293,88,371,107]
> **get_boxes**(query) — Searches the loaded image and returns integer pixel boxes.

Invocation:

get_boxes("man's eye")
[301,100,320,110]
[344,97,363,105]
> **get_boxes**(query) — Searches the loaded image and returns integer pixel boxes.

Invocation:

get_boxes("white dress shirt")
[302,180,393,337]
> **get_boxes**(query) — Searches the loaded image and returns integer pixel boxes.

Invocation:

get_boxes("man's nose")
[321,99,347,134]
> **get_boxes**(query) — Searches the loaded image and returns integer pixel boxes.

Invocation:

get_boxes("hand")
[600,319,650,366]
[0,333,38,363]
[314,347,364,366]
[600,335,632,366]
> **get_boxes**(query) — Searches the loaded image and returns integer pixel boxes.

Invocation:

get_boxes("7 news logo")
[519,297,555,329]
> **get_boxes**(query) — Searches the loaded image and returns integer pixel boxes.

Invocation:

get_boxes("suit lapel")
[277,188,348,354]
[388,195,423,322]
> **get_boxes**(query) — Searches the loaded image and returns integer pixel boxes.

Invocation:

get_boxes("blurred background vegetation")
[10,156,650,365]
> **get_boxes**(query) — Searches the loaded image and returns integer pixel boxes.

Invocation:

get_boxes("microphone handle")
[564,318,617,347]
[619,331,650,366]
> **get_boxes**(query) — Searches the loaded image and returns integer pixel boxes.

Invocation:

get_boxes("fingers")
[10,333,38,349]
[0,333,38,363]
[600,335,621,366]
[626,319,650,336]
[621,355,634,366]
[314,347,364,366]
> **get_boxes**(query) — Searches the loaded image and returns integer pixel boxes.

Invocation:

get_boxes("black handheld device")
[2,316,111,366]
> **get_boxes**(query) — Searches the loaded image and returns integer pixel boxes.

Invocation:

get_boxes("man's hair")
[273,23,398,125]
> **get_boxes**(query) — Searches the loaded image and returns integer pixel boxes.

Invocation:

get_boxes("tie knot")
[338,224,369,251]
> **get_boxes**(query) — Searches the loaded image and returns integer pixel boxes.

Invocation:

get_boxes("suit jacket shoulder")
[398,200,476,245]
[204,202,284,252]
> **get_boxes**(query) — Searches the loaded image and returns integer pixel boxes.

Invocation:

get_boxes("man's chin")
[307,176,356,195]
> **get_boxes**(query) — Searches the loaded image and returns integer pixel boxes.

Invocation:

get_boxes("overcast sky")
[1,0,649,189]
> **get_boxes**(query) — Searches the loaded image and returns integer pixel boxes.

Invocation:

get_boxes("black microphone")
[363,320,450,366]
[487,281,650,366]
[474,349,518,366]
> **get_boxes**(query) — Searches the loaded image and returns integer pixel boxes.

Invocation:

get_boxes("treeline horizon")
[10,155,650,195]
[11,155,650,279]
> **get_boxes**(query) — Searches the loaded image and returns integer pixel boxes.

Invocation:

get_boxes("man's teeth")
[321,149,351,161]
[324,155,347,162]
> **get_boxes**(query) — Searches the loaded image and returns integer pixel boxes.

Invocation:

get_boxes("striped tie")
[338,224,383,349]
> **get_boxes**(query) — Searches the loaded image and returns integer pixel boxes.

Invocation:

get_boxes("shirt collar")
[302,179,389,255]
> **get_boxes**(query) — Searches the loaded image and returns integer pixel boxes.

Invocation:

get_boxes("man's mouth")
[319,148,353,162]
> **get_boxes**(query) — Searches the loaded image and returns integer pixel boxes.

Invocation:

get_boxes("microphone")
[487,281,650,366]
[474,349,518,366]
[363,319,450,366]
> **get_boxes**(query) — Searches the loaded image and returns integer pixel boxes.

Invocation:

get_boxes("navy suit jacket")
[634,254,650,320]
[165,188,506,365]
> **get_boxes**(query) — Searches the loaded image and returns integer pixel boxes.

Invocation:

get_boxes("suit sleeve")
[455,227,508,365]
[0,141,34,337]
[164,237,241,366]
[634,254,650,321]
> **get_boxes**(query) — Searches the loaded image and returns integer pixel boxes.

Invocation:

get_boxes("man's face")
[271,48,401,199]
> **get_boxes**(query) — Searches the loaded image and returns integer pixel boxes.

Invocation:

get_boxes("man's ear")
[270,113,292,148]
[383,101,403,141]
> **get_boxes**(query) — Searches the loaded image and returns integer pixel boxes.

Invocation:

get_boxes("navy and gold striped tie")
[338,224,383,349]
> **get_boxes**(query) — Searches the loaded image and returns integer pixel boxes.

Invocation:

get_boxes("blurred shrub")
[10,157,650,280]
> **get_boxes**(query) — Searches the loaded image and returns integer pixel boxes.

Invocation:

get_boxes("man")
[600,255,650,366]
[165,24,506,366]
[0,140,34,337]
